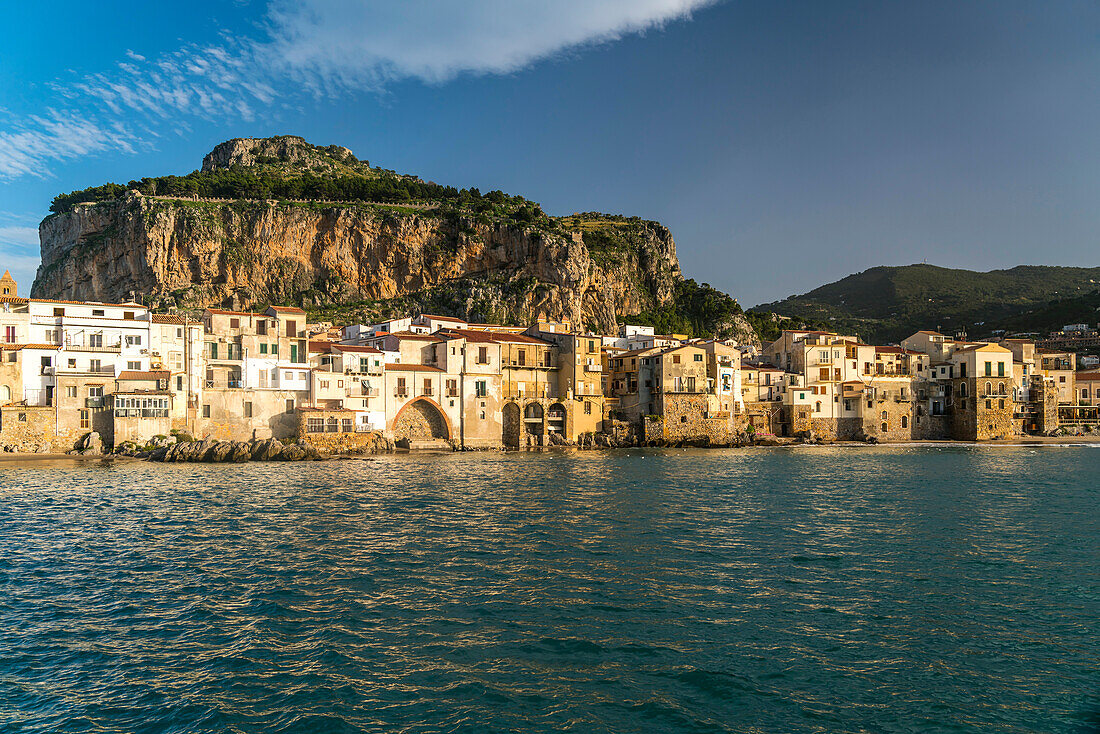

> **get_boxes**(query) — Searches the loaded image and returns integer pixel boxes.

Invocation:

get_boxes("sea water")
[0,446,1096,732]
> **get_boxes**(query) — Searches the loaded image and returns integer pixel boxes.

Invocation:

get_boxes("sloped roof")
[384,363,444,372]
[151,313,189,324]
[117,370,170,381]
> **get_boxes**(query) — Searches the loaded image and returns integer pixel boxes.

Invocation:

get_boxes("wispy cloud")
[0,1,715,180]
[0,224,41,296]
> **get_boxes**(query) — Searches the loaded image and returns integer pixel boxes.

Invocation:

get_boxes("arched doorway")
[523,402,544,443]
[547,402,566,435]
[392,398,450,443]
[502,402,521,448]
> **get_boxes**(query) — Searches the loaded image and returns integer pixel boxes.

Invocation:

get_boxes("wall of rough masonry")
[740,402,783,435]
[296,413,392,453]
[949,382,1017,440]
[646,393,736,445]
[862,398,915,442]
[0,406,64,452]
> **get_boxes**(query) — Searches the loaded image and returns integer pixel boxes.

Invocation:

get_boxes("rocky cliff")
[33,137,754,339]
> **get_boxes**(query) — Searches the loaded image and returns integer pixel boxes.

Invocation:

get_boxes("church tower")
[0,270,16,297]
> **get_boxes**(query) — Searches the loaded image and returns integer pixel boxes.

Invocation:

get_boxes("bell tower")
[0,270,16,297]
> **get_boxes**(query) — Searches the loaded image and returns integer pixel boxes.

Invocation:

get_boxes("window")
[585,401,592,414]
[88,333,103,348]
[307,417,324,433]
[998,362,1005,377]
[673,355,681,364]
[881,422,888,432]
[202,404,211,418]
[589,340,596,352]
[271,343,278,355]
[260,344,268,354]
[244,402,253,418]
[517,350,525,366]
[1059,376,1066,383]
[286,320,297,337]
[396,377,407,397]
[176,376,183,391]
[342,418,353,433]
[79,409,89,429]
[478,346,488,364]
[53,307,64,317]
[299,372,307,380]
[286,399,294,413]
[209,343,218,359]
[320,380,330,390]
[423,378,432,396]
[230,318,240,329]
[476,380,487,397]
[257,320,267,335]
[284,371,293,380]
[984,361,992,377]
[66,386,77,398]
[2,325,13,343]
[123,311,135,321]
[694,353,703,362]
[126,361,139,370]
[881,410,888,420]
[815,401,822,413]
[88,385,103,398]
[176,328,183,338]
[360,357,370,372]
[998,399,1005,409]
[447,379,458,397]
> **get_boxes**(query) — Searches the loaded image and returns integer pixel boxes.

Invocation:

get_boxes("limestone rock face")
[33,193,683,333]
[202,136,360,172]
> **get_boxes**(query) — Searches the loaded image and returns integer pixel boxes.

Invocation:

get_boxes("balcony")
[359,387,380,397]
[584,363,602,372]
[394,390,409,398]
[205,379,243,389]
[85,396,105,408]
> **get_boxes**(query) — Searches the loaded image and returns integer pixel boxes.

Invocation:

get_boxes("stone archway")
[523,402,544,436]
[392,398,451,442]
[502,402,521,448]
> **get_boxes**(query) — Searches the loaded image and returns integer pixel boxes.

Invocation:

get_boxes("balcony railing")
[205,379,243,389]
[85,397,105,408]
[359,387,380,397]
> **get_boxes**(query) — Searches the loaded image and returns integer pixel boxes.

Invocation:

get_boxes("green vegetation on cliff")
[755,264,1100,343]
[621,279,742,338]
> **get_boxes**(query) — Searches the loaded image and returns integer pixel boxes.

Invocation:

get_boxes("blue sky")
[2,1,1099,305]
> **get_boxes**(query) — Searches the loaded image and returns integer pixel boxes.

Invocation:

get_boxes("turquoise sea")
[0,446,1097,733]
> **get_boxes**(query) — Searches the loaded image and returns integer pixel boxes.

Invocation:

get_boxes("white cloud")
[0,224,41,296]
[0,226,39,248]
[0,1,716,179]
[264,0,716,87]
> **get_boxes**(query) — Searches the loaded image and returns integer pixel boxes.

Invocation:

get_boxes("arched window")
[815,401,821,413]
[880,422,888,432]
[901,415,908,428]
[998,382,1006,394]
[0,385,9,403]
[985,381,992,396]
[880,410,888,420]
[960,383,968,397]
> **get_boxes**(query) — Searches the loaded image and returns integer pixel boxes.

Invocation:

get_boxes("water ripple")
[0,447,1096,732]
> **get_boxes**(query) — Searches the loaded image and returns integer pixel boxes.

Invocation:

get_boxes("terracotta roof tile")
[117,370,170,381]
[384,363,444,372]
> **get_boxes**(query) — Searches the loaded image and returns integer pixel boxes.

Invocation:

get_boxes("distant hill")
[753,264,1100,344]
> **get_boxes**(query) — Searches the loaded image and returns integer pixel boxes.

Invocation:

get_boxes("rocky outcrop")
[33,193,683,333]
[201,135,362,172]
